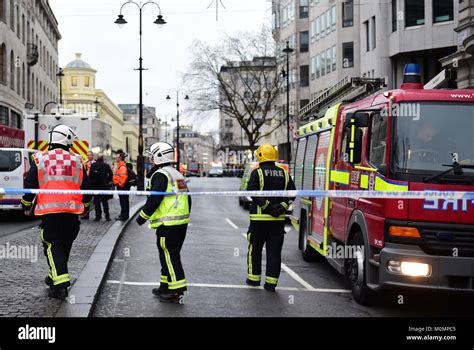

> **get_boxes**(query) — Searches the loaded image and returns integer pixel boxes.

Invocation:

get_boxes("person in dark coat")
[89,153,114,221]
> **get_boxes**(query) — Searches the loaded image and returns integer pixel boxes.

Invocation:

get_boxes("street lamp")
[166,90,189,171]
[282,41,294,162]
[114,1,167,191]
[56,68,64,106]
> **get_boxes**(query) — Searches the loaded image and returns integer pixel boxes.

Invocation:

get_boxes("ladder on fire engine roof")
[298,76,387,121]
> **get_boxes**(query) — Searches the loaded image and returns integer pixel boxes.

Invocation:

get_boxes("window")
[372,16,376,49]
[332,45,337,71]
[10,110,21,129]
[364,20,370,51]
[405,0,425,27]
[300,99,310,109]
[294,138,307,189]
[326,10,331,35]
[0,105,8,125]
[300,65,309,87]
[0,43,5,84]
[15,5,19,36]
[342,0,354,27]
[21,62,25,98]
[84,76,90,87]
[342,42,354,68]
[310,19,315,41]
[22,14,25,44]
[392,0,397,32]
[272,11,279,29]
[326,48,332,73]
[316,16,320,40]
[331,5,336,31]
[316,54,321,78]
[321,51,326,76]
[300,31,309,52]
[310,56,316,78]
[9,0,13,30]
[71,76,77,87]
[321,14,325,38]
[299,0,309,18]
[368,113,388,168]
[0,0,4,20]
[433,0,453,23]
[9,50,14,90]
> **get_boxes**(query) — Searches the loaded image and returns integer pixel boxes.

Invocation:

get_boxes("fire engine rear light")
[387,261,431,277]
[389,226,421,238]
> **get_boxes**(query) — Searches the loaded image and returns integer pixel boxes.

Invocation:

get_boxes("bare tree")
[184,26,284,151]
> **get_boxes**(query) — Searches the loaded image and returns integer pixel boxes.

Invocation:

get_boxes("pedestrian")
[136,142,191,304]
[81,151,95,220]
[245,144,296,292]
[21,124,92,299]
[90,153,113,221]
[113,150,129,221]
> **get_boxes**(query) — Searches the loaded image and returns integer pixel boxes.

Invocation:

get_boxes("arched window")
[10,50,14,90]
[22,62,25,98]
[0,43,5,84]
[71,76,77,87]
[9,0,14,30]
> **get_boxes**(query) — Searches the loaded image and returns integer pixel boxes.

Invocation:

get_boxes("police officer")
[136,142,191,304]
[21,125,92,299]
[246,144,295,292]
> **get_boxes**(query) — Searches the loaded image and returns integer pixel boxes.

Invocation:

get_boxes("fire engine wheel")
[300,216,325,262]
[346,231,377,305]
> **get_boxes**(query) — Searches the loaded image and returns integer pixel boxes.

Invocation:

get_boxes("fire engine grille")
[421,229,474,257]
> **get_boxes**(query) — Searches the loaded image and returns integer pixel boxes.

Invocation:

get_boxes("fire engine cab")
[291,64,474,305]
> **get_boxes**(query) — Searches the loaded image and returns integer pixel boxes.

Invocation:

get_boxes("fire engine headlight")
[389,226,421,238]
[388,261,431,277]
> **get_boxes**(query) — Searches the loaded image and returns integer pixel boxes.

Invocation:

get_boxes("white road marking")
[225,218,239,230]
[106,280,351,294]
[281,263,316,291]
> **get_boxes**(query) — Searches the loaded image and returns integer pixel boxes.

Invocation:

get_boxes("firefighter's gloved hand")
[268,203,286,218]
[136,216,147,226]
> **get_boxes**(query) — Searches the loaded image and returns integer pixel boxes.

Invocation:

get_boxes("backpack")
[127,167,137,187]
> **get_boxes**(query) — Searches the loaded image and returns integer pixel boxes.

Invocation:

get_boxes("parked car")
[208,165,224,177]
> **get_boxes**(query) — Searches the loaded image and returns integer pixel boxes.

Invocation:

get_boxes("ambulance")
[291,64,474,304]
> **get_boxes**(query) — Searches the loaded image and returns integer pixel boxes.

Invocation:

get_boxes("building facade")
[271,0,458,138]
[0,0,61,147]
[173,125,216,173]
[119,104,160,148]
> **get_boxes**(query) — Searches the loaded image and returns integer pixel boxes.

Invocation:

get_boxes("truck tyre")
[300,216,325,262]
[346,231,377,305]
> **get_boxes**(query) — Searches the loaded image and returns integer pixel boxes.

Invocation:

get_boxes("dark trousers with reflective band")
[156,224,187,292]
[247,222,285,285]
[40,214,80,289]
[94,195,110,219]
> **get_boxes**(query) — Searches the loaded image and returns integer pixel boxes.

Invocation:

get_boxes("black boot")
[152,284,169,297]
[48,287,68,300]
[246,279,260,287]
[158,291,184,304]
[94,217,101,222]
[263,283,276,292]
[44,276,53,287]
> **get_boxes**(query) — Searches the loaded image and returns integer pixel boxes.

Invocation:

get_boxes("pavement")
[92,177,474,317]
[0,196,142,317]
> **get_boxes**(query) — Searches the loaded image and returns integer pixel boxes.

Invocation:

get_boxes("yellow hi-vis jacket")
[147,166,190,229]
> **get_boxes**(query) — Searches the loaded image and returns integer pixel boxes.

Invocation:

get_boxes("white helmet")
[49,124,77,147]
[147,142,175,165]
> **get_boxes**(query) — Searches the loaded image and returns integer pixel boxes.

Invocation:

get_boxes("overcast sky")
[48,0,271,133]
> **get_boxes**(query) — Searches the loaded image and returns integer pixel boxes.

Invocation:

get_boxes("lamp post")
[114,1,166,190]
[166,90,189,171]
[56,68,64,106]
[282,41,294,162]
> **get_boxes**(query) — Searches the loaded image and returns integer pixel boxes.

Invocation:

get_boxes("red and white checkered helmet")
[49,124,78,147]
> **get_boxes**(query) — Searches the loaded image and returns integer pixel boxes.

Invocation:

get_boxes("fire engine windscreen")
[0,150,21,172]
[393,102,474,175]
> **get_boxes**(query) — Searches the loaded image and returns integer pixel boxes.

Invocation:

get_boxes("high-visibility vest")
[113,160,128,188]
[34,149,84,216]
[249,165,290,222]
[148,166,190,228]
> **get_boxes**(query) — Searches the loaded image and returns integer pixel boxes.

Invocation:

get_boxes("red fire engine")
[291,64,474,304]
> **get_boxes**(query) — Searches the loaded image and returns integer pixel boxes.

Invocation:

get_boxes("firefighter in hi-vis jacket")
[136,142,191,304]
[246,144,296,292]
[21,124,91,299]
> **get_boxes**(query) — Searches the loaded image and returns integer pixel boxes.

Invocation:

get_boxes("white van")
[0,148,38,211]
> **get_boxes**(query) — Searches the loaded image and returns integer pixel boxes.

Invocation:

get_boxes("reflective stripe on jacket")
[33,149,84,216]
[148,166,190,228]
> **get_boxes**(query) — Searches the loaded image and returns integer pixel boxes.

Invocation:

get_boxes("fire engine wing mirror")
[345,112,370,128]
[345,127,363,164]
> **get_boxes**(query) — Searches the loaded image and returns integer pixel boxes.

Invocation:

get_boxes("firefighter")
[21,124,92,299]
[246,144,295,292]
[136,142,191,304]
[113,150,129,221]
